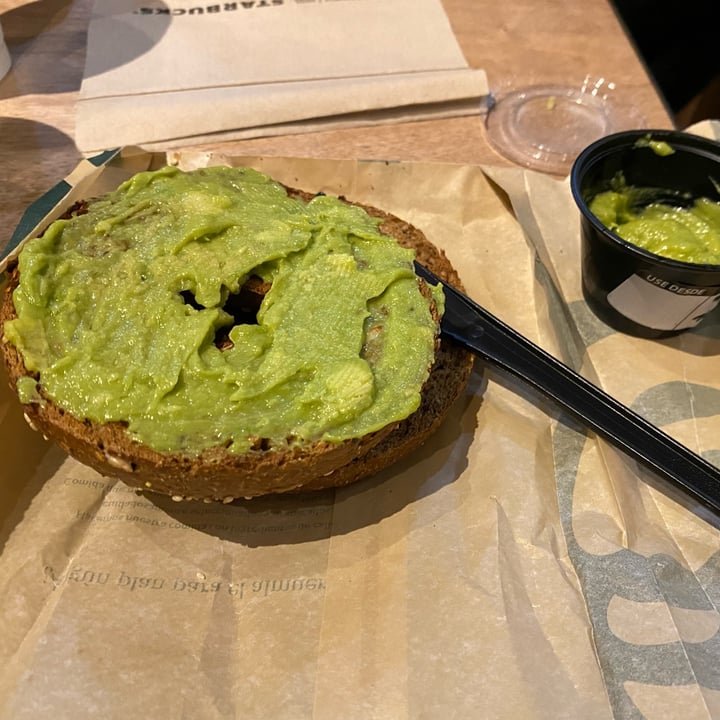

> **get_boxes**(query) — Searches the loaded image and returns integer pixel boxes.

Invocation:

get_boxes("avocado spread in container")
[4,165,442,455]
[589,187,720,266]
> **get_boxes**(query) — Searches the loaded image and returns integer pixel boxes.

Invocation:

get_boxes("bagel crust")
[1,173,473,501]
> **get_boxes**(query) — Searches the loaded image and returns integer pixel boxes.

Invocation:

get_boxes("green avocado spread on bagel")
[4,165,442,455]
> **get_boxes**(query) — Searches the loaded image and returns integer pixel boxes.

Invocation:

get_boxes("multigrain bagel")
[1,165,473,501]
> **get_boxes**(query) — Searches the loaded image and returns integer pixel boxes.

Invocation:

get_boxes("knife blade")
[415,261,720,516]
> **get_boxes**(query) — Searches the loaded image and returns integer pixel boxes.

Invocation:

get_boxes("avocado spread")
[589,188,720,265]
[633,136,675,157]
[4,165,442,454]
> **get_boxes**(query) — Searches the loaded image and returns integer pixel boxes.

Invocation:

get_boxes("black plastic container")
[570,129,720,338]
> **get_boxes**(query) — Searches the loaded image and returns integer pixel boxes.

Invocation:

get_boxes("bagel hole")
[215,275,270,350]
[180,278,270,350]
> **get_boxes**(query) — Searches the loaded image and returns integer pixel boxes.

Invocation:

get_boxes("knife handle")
[417,262,720,515]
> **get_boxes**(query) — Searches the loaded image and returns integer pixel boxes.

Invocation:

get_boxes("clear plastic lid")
[485,80,647,175]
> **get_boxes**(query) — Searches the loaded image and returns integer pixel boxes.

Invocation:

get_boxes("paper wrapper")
[3,124,720,718]
[75,0,489,153]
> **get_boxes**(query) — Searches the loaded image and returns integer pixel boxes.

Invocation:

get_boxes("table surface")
[0,0,673,243]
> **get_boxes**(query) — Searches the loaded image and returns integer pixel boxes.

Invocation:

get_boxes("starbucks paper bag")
[75,0,489,152]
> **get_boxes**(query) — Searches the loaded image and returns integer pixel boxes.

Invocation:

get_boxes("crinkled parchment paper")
[2,128,720,718]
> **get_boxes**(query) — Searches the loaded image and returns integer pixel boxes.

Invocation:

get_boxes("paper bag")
[3,129,720,717]
[75,0,489,152]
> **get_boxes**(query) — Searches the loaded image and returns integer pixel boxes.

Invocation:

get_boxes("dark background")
[611,0,720,127]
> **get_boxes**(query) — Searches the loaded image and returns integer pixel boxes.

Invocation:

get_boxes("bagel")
[1,165,473,501]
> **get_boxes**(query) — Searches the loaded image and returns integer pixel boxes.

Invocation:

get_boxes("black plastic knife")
[415,261,720,516]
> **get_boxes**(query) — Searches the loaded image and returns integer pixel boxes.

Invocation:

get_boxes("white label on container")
[607,274,720,331]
